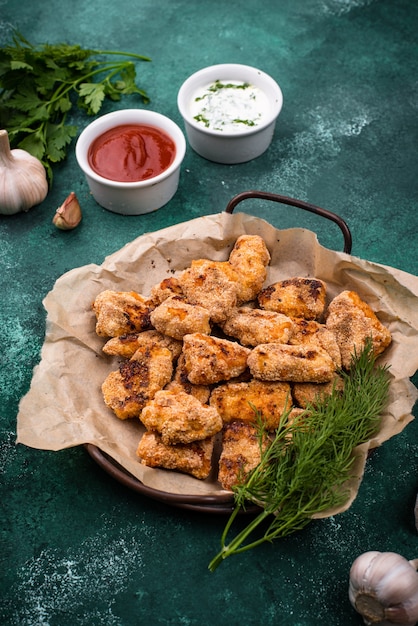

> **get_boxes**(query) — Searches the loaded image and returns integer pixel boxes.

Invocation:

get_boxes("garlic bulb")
[53,192,82,230]
[349,551,418,625]
[0,129,48,215]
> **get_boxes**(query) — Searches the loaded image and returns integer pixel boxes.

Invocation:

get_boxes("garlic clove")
[53,192,82,230]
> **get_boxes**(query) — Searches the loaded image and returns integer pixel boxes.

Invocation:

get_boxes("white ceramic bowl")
[177,64,283,164]
[75,109,186,215]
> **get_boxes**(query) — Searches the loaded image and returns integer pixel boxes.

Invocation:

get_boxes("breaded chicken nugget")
[137,431,214,480]
[258,277,327,320]
[179,259,240,324]
[292,374,345,408]
[182,333,251,385]
[325,290,392,369]
[289,318,341,367]
[228,235,271,303]
[150,295,211,340]
[93,289,153,337]
[247,343,336,383]
[140,388,223,445]
[210,379,292,430]
[218,421,270,491]
[148,276,184,307]
[222,307,294,347]
[101,345,173,419]
[102,329,182,360]
[166,353,211,404]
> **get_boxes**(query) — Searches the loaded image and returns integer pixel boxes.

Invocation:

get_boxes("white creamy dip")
[190,80,270,133]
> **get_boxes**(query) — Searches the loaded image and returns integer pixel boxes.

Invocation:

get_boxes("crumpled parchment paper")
[16,211,418,513]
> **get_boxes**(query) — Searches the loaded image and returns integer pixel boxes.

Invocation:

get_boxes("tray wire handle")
[225,190,352,254]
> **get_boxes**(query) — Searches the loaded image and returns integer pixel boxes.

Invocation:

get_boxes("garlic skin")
[0,129,48,215]
[349,551,418,625]
[52,192,82,230]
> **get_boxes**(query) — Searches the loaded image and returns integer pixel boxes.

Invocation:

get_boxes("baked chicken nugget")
[218,421,270,491]
[150,295,211,340]
[289,318,341,367]
[179,259,240,324]
[247,343,336,383]
[258,277,327,320]
[148,276,184,307]
[93,289,153,337]
[228,235,271,303]
[292,374,345,409]
[137,432,214,480]
[325,290,392,369]
[102,345,173,419]
[210,379,292,430]
[140,388,223,445]
[166,353,211,404]
[182,333,251,385]
[222,307,294,347]
[102,329,182,360]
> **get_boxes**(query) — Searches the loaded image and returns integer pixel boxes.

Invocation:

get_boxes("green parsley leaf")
[78,82,106,114]
[46,123,78,162]
[0,30,151,184]
[10,60,32,71]
[18,132,46,162]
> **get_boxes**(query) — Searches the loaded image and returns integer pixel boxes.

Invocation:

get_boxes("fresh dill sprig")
[209,341,390,572]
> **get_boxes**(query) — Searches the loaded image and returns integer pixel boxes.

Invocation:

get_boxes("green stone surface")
[1,1,417,624]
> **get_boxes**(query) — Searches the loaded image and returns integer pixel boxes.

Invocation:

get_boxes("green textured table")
[1,1,418,624]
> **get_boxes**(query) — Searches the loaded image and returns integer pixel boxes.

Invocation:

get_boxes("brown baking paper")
[16,212,418,513]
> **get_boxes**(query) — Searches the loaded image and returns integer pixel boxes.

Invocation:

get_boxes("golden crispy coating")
[182,333,251,385]
[101,346,173,419]
[228,235,271,303]
[292,374,345,408]
[140,388,223,445]
[286,407,307,425]
[289,318,342,367]
[102,329,182,360]
[247,343,336,383]
[148,276,184,307]
[222,307,294,347]
[166,353,211,404]
[258,277,327,320]
[150,295,211,340]
[218,421,270,491]
[179,259,240,324]
[325,290,392,369]
[93,289,153,338]
[137,431,214,480]
[210,379,292,430]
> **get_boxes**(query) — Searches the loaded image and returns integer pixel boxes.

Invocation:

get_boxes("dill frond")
[209,340,390,572]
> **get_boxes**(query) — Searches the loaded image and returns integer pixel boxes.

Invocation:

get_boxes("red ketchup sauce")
[88,124,176,182]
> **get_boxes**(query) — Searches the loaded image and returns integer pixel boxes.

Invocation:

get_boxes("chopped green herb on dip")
[190,80,270,133]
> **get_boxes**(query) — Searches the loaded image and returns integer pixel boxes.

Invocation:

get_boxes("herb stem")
[209,508,271,571]
[90,49,151,62]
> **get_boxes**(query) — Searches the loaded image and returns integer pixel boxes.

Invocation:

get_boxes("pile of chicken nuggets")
[92,235,392,491]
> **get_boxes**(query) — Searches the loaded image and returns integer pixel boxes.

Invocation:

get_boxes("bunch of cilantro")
[0,31,151,182]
